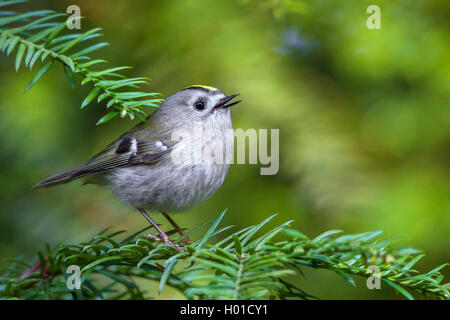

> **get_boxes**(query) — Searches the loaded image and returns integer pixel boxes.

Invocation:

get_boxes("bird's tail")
[33,165,84,189]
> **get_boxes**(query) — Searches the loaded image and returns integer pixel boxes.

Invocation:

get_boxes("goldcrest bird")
[34,85,241,250]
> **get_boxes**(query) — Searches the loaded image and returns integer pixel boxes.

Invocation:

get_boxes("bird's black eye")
[194,101,205,110]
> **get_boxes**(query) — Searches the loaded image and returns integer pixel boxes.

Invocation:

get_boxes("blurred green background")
[0,0,449,299]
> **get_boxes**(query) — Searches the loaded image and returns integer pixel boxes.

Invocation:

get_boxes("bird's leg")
[19,261,41,280]
[161,212,193,244]
[137,208,184,252]
[18,256,49,282]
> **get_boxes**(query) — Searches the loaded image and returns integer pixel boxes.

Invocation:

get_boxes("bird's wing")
[70,135,171,179]
[33,134,172,189]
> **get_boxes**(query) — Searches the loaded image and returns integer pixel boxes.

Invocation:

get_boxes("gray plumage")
[34,87,239,214]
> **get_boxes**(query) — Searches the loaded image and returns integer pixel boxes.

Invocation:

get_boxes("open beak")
[214,93,241,109]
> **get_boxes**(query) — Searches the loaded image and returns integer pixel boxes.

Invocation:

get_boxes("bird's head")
[157,85,241,126]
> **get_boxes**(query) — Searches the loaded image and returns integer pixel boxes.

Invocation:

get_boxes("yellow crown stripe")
[185,84,218,91]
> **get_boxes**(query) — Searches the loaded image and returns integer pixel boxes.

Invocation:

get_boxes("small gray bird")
[34,85,241,250]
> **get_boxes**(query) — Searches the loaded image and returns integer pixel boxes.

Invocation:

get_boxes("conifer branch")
[1,212,448,300]
[0,0,162,125]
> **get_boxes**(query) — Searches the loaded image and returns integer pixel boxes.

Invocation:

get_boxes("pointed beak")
[214,93,241,109]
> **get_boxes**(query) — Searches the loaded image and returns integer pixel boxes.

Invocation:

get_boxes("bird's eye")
[194,101,205,110]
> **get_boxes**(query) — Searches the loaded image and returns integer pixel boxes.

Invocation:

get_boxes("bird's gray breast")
[106,126,232,213]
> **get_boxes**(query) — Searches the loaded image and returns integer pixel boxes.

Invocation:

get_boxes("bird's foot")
[141,233,186,252]
[139,233,161,242]
[178,237,193,245]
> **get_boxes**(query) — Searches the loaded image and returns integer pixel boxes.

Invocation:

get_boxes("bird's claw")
[141,233,186,252]
[178,237,193,245]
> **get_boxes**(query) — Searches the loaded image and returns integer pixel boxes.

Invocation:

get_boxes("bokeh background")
[0,0,449,299]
